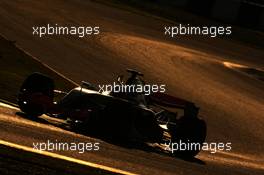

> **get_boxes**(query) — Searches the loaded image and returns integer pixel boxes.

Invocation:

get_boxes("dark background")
[106,0,264,31]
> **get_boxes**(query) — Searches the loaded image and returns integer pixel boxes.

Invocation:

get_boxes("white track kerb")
[0,140,137,175]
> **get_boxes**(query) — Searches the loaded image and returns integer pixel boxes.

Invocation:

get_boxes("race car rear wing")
[149,92,199,118]
[149,92,189,109]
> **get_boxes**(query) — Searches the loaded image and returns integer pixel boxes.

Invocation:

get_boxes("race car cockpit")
[115,69,147,107]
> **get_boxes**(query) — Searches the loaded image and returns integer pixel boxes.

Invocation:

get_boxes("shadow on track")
[16,111,206,165]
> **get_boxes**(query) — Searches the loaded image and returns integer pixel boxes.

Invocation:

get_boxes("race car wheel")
[168,116,207,158]
[18,92,52,117]
[18,73,54,117]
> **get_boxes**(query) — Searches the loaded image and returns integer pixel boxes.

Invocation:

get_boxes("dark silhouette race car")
[18,69,206,157]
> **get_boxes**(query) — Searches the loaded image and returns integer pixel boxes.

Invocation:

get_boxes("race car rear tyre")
[168,117,207,158]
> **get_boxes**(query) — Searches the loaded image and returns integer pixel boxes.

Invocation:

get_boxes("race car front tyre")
[18,73,55,117]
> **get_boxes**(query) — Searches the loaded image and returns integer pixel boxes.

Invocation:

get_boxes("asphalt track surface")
[0,0,264,174]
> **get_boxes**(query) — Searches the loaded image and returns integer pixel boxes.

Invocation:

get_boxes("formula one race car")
[17,69,206,157]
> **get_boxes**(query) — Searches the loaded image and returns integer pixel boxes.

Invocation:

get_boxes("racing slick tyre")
[168,116,207,158]
[18,73,54,117]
